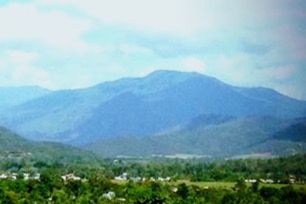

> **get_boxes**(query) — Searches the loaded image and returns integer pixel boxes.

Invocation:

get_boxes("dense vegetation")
[0,152,305,203]
[0,171,305,203]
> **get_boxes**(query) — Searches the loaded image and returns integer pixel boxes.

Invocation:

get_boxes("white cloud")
[0,50,53,88]
[6,50,38,64]
[38,0,295,36]
[0,3,93,51]
[119,43,153,55]
[260,65,296,81]
[40,0,199,35]
[195,54,303,99]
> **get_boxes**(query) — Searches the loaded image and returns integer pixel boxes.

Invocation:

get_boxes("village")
[0,170,297,184]
[0,172,40,181]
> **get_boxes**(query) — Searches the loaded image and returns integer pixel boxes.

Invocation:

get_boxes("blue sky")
[0,0,305,99]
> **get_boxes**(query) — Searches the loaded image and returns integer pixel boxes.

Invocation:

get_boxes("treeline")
[0,170,306,203]
[0,154,306,203]
[1,154,306,183]
[102,154,306,183]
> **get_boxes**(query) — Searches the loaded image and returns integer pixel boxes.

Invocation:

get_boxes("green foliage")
[0,143,305,203]
[1,173,304,204]
[234,179,247,192]
[0,127,100,168]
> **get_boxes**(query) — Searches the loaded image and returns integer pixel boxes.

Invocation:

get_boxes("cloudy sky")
[0,0,305,99]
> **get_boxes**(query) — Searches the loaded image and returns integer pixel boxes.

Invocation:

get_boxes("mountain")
[0,126,32,151]
[86,116,306,157]
[0,86,50,110]
[0,70,306,148]
[0,126,98,162]
[273,118,306,142]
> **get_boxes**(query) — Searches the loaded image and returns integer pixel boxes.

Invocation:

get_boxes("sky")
[0,0,305,99]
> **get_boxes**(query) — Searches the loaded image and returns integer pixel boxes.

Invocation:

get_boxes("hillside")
[86,116,306,157]
[1,70,305,147]
[0,127,98,163]
[273,118,306,142]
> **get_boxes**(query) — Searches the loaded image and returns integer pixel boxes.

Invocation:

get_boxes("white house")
[115,172,128,181]
[61,173,81,181]
[245,179,257,183]
[102,191,115,200]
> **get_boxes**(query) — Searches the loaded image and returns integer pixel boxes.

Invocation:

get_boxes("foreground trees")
[0,175,305,203]
[0,154,305,203]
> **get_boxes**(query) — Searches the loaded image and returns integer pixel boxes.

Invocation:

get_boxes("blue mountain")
[0,70,306,147]
[0,86,50,110]
[86,116,306,157]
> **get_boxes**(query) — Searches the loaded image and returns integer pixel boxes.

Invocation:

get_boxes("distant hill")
[86,116,306,157]
[1,70,305,147]
[0,86,50,110]
[0,126,98,163]
[273,118,306,142]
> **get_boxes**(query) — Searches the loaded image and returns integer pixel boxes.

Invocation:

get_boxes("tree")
[177,183,189,199]
[234,179,247,192]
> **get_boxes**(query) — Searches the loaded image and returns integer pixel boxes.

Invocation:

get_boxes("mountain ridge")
[0,86,51,110]
[0,70,305,157]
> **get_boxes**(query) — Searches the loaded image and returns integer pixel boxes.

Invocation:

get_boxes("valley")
[1,71,306,203]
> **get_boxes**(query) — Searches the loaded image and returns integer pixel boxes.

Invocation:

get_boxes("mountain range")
[0,86,50,110]
[0,70,306,157]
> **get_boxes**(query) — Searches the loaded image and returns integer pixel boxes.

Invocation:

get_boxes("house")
[260,178,274,183]
[61,173,81,181]
[130,176,142,182]
[11,173,17,180]
[23,173,30,181]
[115,172,128,181]
[23,173,40,181]
[289,175,296,184]
[33,173,40,180]
[157,177,171,182]
[245,179,257,183]
[102,191,115,200]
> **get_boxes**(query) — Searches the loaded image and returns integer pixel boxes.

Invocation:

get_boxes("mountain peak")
[142,70,207,87]
[146,70,200,78]
[145,70,224,86]
[93,70,205,95]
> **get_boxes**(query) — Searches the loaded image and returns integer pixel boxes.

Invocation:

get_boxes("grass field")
[112,179,306,191]
[173,180,235,189]
[173,180,306,190]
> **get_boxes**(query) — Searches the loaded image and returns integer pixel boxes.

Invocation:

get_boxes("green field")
[112,179,306,191]
[174,180,235,189]
[173,180,306,190]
